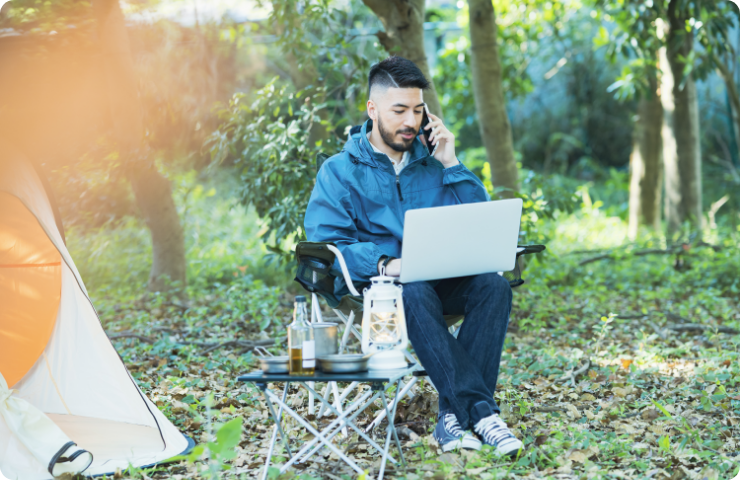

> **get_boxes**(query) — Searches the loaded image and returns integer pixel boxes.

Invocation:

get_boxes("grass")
[63,172,740,480]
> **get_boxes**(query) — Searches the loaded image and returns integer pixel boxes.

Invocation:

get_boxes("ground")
[69,186,740,480]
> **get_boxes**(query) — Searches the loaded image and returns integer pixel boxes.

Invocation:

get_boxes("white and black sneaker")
[432,412,482,452]
[474,413,523,457]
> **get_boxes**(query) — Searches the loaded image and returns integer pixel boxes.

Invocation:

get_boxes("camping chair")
[294,241,546,430]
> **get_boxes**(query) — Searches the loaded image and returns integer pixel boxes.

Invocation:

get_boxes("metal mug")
[311,322,338,357]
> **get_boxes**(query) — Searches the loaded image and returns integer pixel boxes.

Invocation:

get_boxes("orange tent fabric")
[0,193,61,387]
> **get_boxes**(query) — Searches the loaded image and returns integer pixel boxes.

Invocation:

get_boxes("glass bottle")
[288,295,315,375]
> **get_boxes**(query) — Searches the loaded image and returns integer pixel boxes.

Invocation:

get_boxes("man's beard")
[377,116,416,153]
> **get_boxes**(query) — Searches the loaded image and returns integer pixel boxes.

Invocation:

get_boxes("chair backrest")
[316,152,331,173]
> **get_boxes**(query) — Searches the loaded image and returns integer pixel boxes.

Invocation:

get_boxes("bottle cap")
[295,295,306,303]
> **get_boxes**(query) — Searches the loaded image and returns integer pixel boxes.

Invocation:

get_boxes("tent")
[0,144,191,479]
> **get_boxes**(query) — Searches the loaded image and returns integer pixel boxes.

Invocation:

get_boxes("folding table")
[238,365,416,480]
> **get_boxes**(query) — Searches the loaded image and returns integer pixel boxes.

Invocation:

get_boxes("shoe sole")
[440,437,482,452]
[494,442,523,458]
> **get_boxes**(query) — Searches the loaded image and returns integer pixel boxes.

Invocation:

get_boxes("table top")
[237,364,417,384]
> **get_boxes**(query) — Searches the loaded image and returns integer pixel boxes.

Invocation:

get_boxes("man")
[304,56,523,457]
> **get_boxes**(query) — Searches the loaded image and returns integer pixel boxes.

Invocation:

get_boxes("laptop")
[399,198,523,284]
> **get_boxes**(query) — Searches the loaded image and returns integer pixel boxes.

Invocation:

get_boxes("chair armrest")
[325,245,362,297]
[294,241,363,297]
[516,245,546,257]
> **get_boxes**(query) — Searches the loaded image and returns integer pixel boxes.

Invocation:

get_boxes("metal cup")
[312,322,338,357]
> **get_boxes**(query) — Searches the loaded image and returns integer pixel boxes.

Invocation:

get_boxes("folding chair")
[294,240,545,428]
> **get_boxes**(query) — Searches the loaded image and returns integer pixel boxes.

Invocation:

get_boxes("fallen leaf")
[581,393,596,402]
[642,409,659,421]
[613,386,634,397]
[567,450,588,463]
[566,404,581,419]
[588,369,598,379]
[617,423,639,434]
[620,359,633,370]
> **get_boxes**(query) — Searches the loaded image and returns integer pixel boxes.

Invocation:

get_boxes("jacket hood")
[343,119,430,170]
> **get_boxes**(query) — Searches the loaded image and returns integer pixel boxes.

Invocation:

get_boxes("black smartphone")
[420,104,436,156]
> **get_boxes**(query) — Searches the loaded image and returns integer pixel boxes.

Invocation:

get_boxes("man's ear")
[367,99,376,121]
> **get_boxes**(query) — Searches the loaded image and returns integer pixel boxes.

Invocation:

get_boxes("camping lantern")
[361,271,408,370]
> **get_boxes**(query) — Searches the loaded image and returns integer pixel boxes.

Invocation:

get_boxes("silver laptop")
[399,198,523,283]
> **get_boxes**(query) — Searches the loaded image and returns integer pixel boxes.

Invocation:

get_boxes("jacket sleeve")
[443,162,491,203]
[304,162,383,283]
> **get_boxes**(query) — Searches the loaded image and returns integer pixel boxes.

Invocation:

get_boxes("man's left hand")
[424,113,459,168]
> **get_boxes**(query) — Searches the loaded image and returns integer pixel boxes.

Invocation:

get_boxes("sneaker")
[474,413,523,457]
[433,412,482,452]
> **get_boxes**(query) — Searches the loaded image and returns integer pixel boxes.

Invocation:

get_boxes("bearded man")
[304,56,522,457]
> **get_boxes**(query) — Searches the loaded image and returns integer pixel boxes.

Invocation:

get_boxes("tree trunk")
[361,0,444,118]
[128,160,187,293]
[628,91,663,240]
[93,0,187,294]
[657,22,682,234]
[714,58,740,167]
[667,1,702,229]
[468,0,518,194]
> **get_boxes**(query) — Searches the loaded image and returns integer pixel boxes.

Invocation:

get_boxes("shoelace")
[443,413,465,437]
[475,414,515,445]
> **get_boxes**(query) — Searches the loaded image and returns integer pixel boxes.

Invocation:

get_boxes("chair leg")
[335,309,362,354]
[311,292,324,323]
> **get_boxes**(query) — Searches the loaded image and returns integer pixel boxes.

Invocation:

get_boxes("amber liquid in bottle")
[290,347,310,375]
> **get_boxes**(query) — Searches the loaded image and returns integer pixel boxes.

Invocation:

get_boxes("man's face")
[367,88,424,152]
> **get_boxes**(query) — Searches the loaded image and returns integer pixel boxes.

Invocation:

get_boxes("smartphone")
[420,104,437,156]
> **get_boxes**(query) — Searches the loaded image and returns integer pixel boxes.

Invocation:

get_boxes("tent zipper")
[396,174,404,201]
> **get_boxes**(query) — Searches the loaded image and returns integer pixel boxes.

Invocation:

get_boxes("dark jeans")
[402,273,512,430]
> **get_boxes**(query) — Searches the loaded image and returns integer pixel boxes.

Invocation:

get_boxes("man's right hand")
[377,258,402,277]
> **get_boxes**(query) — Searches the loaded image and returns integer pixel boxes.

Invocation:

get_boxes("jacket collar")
[345,119,430,170]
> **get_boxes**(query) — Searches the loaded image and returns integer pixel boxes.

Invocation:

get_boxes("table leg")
[317,382,331,418]
[298,383,398,466]
[377,380,406,480]
[289,389,378,466]
[260,383,292,480]
[366,376,418,432]
[264,389,366,476]
[308,381,315,416]
[330,382,349,437]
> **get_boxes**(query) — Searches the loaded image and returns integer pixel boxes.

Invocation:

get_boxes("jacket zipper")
[396,174,404,201]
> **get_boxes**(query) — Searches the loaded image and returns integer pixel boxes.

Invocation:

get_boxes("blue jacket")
[304,119,490,296]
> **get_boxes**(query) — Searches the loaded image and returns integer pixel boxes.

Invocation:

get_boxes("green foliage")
[0,0,93,33]
[207,1,386,260]
[176,395,243,478]
[463,151,578,243]
[68,170,291,299]
[207,80,331,255]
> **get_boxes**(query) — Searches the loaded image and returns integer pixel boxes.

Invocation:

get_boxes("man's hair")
[368,56,430,96]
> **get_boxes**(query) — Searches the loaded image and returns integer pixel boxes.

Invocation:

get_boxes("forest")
[0,0,739,479]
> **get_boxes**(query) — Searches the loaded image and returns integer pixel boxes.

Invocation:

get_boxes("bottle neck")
[293,302,309,326]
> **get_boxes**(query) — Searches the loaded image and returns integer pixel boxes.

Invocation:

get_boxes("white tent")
[0,144,191,479]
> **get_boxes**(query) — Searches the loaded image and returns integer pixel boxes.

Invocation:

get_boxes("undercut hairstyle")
[368,56,430,96]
